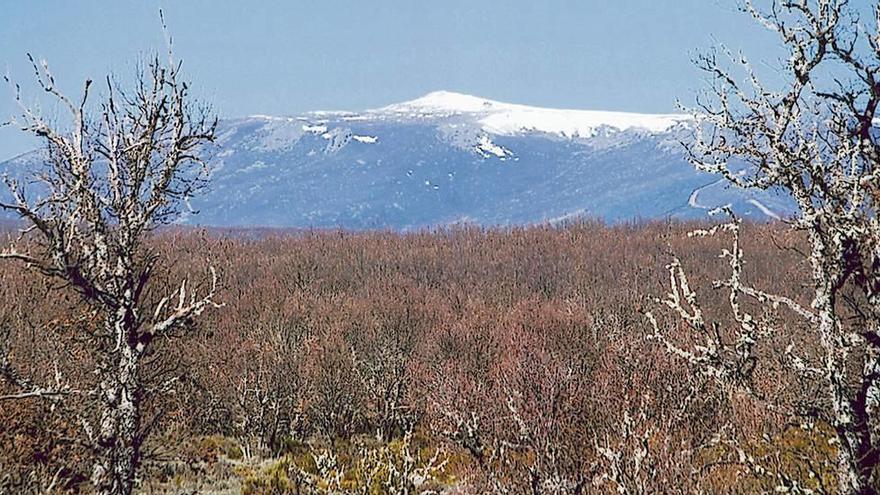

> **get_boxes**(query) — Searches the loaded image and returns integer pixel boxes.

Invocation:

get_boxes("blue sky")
[1,0,781,160]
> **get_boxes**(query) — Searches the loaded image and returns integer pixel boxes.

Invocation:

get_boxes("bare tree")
[0,20,221,495]
[648,1,880,493]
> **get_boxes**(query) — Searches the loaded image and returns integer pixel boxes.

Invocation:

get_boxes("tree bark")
[91,322,142,495]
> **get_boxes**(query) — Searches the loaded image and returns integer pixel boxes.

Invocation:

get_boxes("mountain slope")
[0,91,793,229]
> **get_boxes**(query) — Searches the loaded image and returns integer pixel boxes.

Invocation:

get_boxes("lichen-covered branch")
[0,16,219,495]
[657,1,880,492]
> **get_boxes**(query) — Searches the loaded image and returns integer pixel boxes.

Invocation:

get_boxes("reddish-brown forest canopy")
[2,221,833,493]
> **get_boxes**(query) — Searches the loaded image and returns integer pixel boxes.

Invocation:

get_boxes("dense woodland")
[1,221,835,493]
[4,1,880,493]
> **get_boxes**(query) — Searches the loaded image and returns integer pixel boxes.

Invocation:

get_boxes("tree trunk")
[836,383,880,495]
[91,340,142,495]
[834,443,877,495]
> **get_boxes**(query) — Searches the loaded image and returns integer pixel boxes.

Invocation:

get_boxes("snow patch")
[249,114,295,122]
[374,91,689,137]
[382,91,500,114]
[303,124,328,133]
[546,209,587,225]
[688,187,705,209]
[322,128,353,154]
[480,108,684,137]
[747,199,781,220]
[476,135,512,158]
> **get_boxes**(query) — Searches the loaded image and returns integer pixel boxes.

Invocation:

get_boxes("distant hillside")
[0,91,793,229]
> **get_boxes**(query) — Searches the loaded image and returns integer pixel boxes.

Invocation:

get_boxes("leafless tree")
[648,1,880,493]
[0,19,221,495]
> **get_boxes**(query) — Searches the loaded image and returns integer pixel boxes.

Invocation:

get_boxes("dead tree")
[0,25,221,495]
[649,1,880,493]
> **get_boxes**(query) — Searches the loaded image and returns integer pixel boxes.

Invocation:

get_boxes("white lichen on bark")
[0,15,221,495]
[650,1,880,492]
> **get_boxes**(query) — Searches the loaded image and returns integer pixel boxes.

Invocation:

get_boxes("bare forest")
[4,0,880,493]
[2,221,829,494]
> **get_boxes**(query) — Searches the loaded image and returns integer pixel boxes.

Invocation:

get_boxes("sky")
[0,0,782,160]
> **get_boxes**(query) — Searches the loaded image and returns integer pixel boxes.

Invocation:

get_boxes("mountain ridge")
[0,91,792,230]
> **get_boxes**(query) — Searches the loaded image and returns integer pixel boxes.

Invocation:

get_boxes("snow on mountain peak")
[375,91,690,137]
[381,91,503,113]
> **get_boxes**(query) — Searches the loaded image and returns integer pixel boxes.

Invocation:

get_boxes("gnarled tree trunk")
[0,16,221,494]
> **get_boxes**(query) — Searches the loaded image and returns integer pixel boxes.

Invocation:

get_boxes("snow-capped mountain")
[0,91,793,229]
[380,91,686,136]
